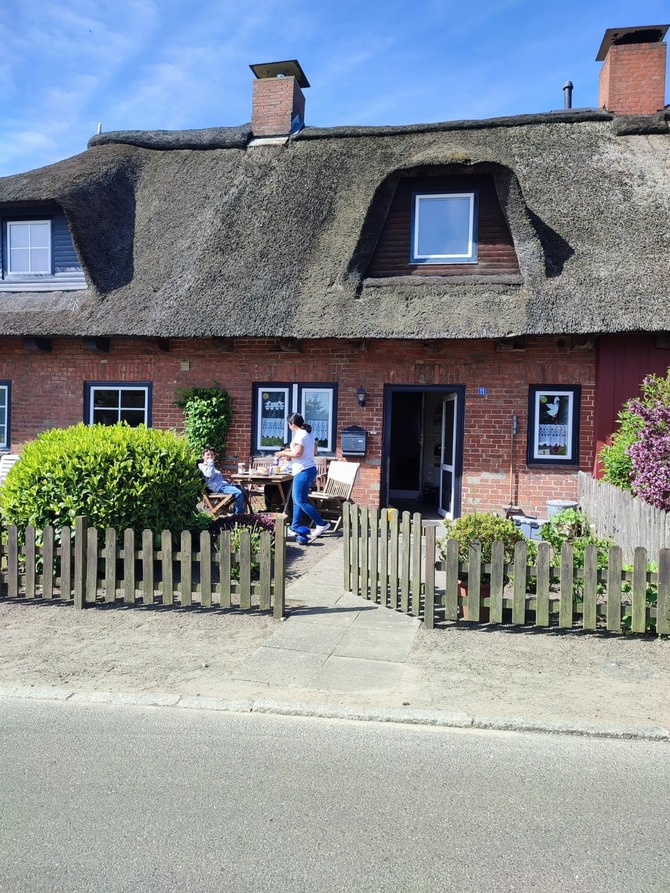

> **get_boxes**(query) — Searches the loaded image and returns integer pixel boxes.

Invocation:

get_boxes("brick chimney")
[249,60,310,137]
[597,25,668,115]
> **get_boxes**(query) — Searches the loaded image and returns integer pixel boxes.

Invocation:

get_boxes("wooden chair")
[309,461,360,532]
[313,456,328,491]
[202,490,236,518]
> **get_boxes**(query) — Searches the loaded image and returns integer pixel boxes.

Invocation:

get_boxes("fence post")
[73,516,89,610]
[423,524,435,629]
[24,525,36,599]
[273,515,286,620]
[343,503,351,592]
[86,526,99,604]
[410,513,422,617]
[606,545,623,632]
[7,524,18,599]
[42,525,55,600]
[143,530,155,606]
[658,548,670,637]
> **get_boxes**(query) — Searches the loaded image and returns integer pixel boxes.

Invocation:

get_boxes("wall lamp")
[356,386,366,407]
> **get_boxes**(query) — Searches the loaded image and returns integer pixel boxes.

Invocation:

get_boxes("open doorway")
[382,385,464,519]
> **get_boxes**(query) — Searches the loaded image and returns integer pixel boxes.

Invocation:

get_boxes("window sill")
[363,273,523,287]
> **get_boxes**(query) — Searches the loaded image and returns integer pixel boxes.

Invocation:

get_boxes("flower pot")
[459,579,491,623]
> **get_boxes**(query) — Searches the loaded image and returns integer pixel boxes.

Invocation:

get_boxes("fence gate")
[342,503,437,628]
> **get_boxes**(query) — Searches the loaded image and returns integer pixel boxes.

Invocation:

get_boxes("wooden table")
[231,471,293,515]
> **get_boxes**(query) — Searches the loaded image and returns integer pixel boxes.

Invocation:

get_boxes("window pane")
[93,390,120,409]
[9,224,30,248]
[30,248,50,272]
[9,249,30,272]
[0,385,8,449]
[120,410,146,427]
[120,389,146,409]
[92,408,119,425]
[417,195,472,258]
[536,393,572,459]
[258,388,289,448]
[302,388,333,450]
[30,223,50,247]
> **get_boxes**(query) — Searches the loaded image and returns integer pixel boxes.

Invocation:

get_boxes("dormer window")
[0,205,85,292]
[411,193,477,264]
[7,221,51,274]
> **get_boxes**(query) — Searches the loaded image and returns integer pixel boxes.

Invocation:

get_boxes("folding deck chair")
[309,461,360,532]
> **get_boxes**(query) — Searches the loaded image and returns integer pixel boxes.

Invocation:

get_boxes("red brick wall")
[598,41,667,115]
[0,335,595,518]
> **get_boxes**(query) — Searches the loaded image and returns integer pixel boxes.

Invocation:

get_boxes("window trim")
[6,220,52,275]
[252,382,338,455]
[0,381,11,450]
[84,382,153,427]
[526,385,581,467]
[411,192,478,264]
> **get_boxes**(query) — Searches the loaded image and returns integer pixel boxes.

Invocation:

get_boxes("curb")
[1,686,668,742]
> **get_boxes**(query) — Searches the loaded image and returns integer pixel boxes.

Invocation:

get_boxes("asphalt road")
[1,699,668,893]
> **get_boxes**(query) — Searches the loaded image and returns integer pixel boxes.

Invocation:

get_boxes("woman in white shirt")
[276,413,330,540]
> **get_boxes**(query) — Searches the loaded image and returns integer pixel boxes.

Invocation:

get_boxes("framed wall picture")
[526,385,581,466]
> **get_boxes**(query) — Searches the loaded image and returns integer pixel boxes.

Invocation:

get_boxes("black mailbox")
[341,425,367,456]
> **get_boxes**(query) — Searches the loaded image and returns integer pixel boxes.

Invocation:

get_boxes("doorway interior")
[382,385,464,519]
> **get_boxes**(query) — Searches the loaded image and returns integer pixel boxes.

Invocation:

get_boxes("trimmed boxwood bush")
[1,423,204,535]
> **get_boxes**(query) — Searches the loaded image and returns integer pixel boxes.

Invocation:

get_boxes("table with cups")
[231,464,294,515]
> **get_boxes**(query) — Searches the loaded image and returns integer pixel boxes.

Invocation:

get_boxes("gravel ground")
[0,534,342,697]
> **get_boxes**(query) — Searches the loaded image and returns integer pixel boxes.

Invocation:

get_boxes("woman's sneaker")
[310,522,331,541]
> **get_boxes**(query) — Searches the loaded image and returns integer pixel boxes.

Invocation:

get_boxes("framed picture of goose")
[527,385,581,466]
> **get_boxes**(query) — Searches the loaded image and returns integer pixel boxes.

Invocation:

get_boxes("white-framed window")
[0,382,11,450]
[7,221,51,274]
[85,383,152,427]
[411,193,477,264]
[253,382,338,454]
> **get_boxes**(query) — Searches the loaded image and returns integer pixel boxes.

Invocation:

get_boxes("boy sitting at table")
[198,447,246,514]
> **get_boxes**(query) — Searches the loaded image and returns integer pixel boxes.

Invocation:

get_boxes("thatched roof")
[1,108,669,340]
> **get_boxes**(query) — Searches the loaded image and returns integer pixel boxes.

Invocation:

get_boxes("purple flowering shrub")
[626,400,670,510]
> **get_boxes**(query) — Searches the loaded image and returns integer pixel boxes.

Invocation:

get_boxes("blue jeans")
[291,467,325,530]
[217,483,246,514]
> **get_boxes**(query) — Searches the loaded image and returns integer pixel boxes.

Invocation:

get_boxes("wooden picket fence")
[342,504,670,636]
[0,516,286,618]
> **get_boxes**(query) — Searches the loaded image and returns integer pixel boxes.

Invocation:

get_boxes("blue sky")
[1,0,668,177]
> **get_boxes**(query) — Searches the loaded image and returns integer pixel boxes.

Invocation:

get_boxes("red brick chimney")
[597,25,668,115]
[249,60,310,137]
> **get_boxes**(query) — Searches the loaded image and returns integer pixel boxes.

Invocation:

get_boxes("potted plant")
[437,512,526,620]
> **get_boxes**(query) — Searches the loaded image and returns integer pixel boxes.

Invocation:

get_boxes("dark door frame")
[381,384,466,514]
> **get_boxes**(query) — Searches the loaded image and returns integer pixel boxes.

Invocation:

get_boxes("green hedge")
[1,424,204,535]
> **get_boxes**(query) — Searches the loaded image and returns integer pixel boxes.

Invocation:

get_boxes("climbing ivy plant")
[175,384,233,458]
